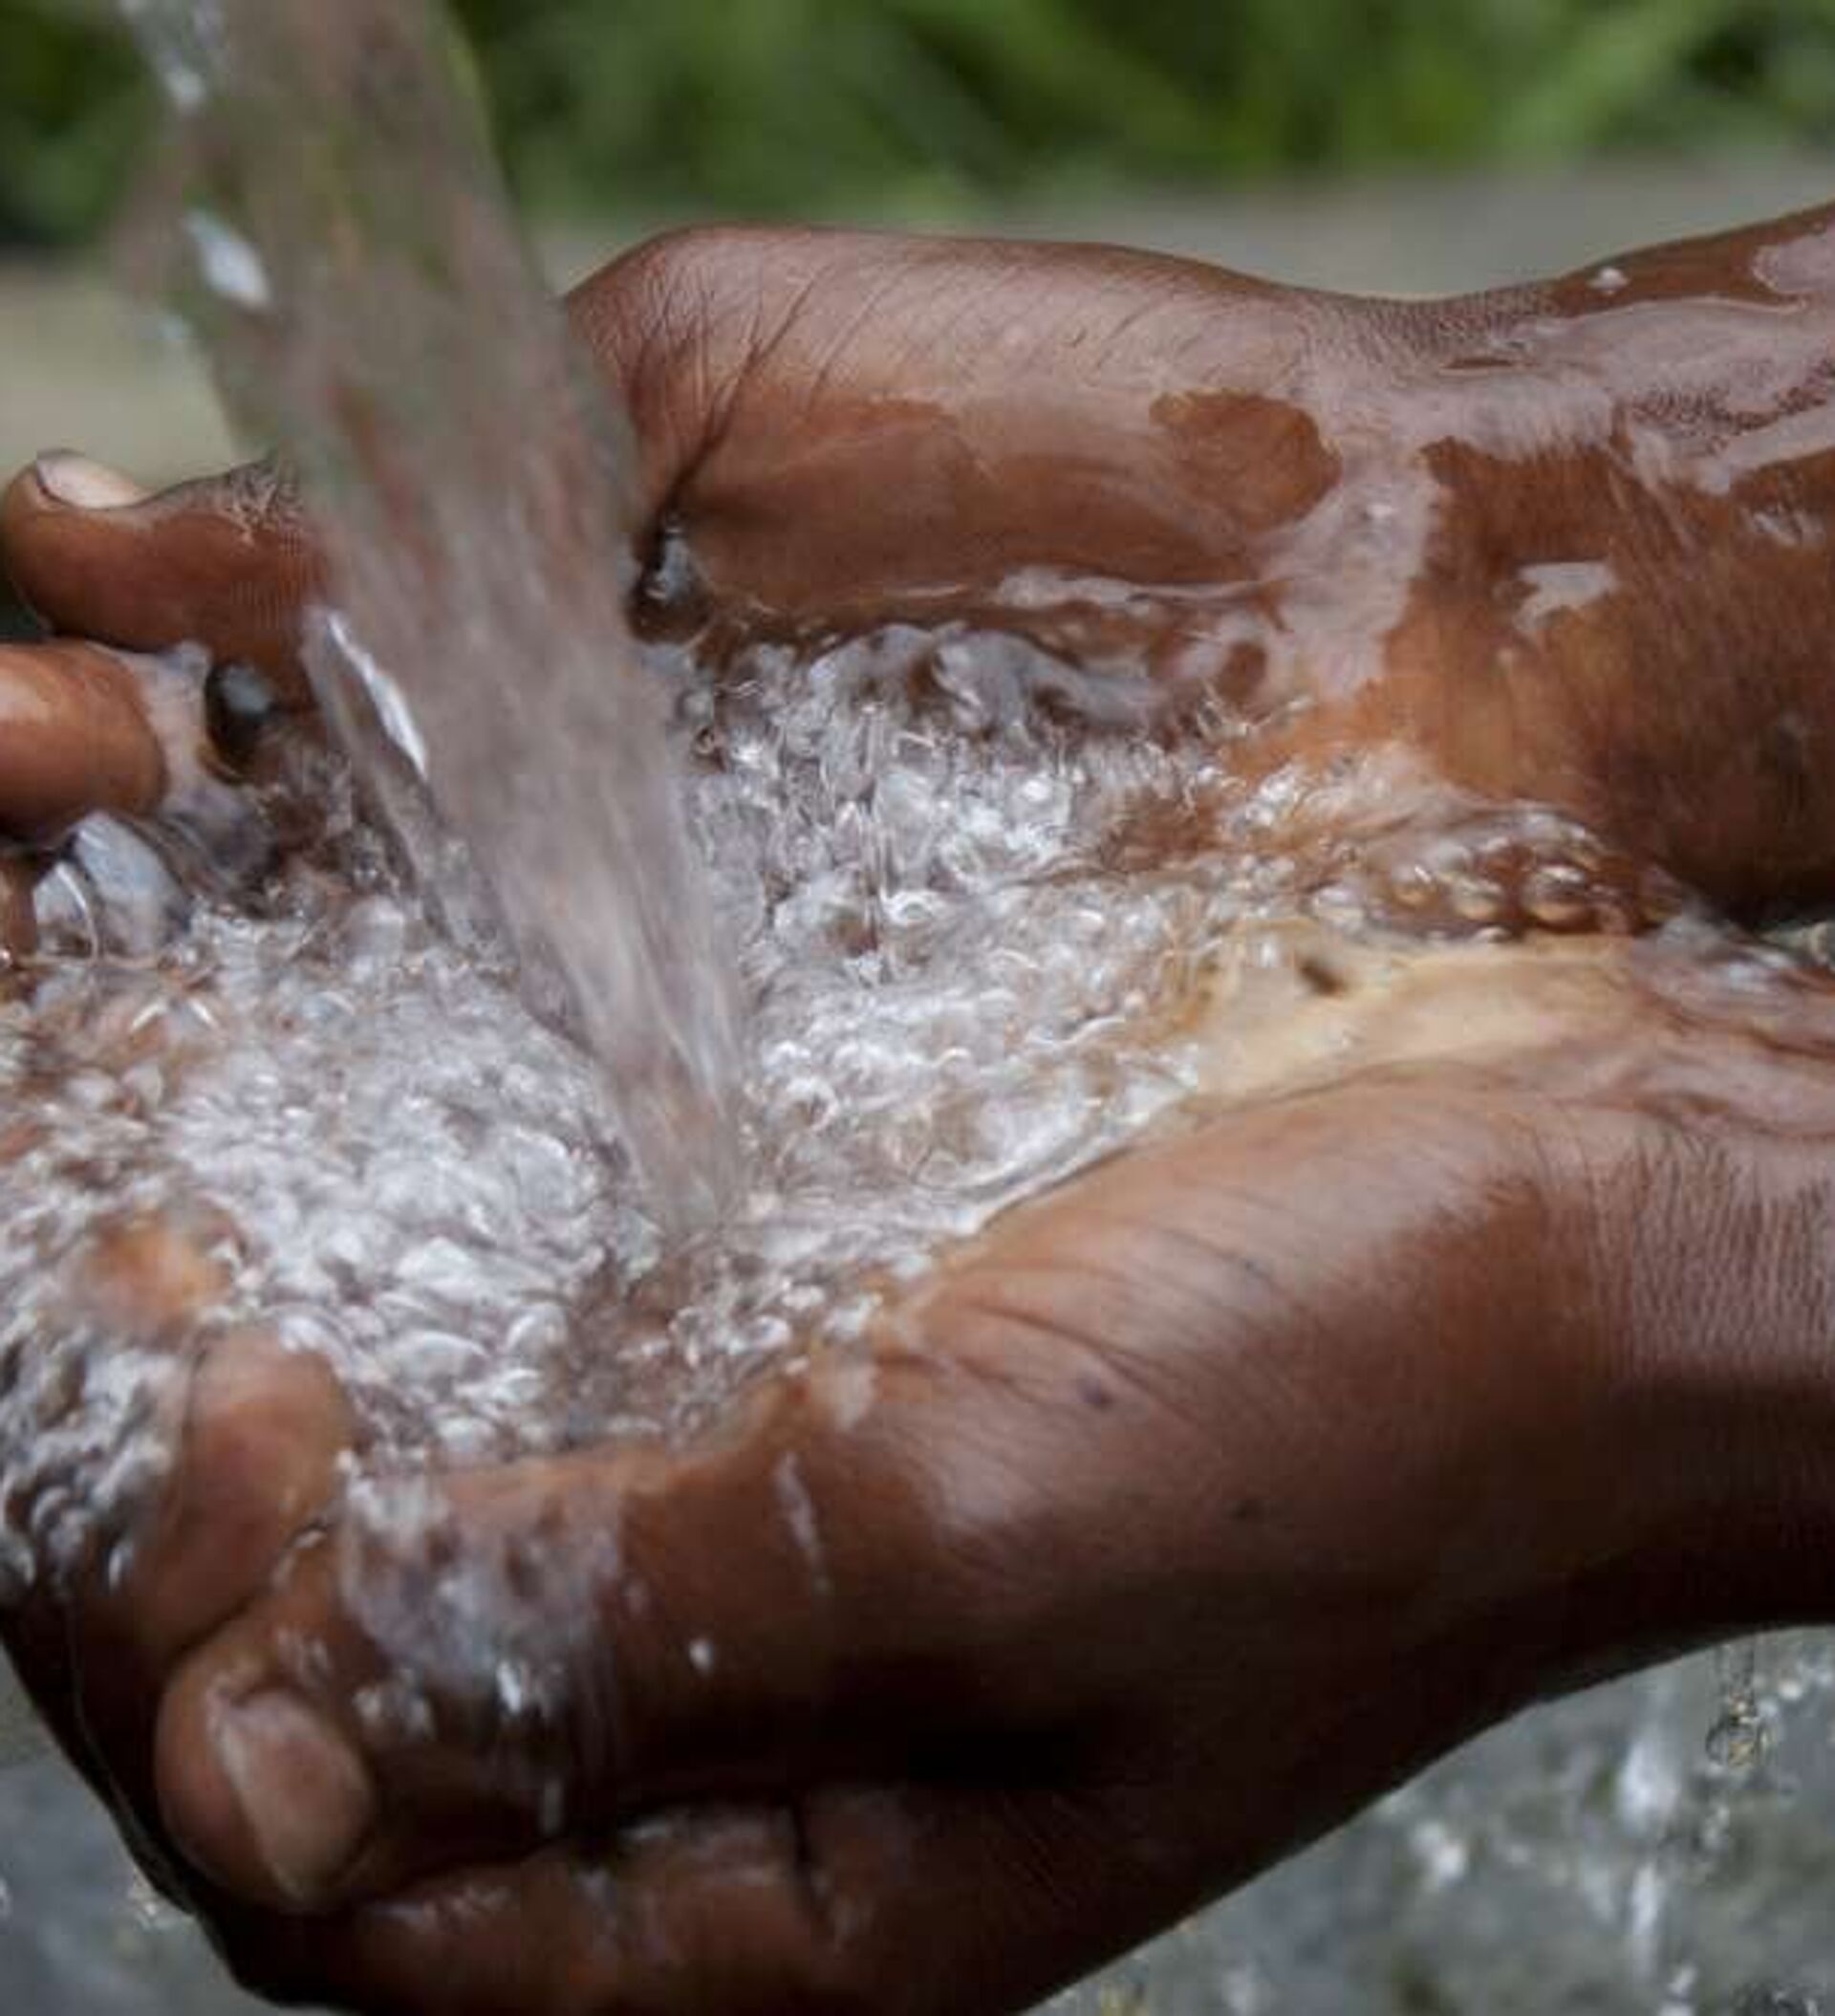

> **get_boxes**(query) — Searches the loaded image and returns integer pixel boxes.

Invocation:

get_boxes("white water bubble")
[182,210,271,311]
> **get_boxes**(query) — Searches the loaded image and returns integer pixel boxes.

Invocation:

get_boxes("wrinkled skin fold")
[6,206,1835,2012]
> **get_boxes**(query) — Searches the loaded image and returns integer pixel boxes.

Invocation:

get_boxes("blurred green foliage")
[8,0,1835,246]
[0,0,145,246]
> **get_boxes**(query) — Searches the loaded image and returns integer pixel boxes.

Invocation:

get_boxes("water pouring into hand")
[17,23,1835,2005]
[119,0,742,1230]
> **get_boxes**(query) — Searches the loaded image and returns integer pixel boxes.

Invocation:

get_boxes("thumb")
[1,453,322,706]
[150,1355,957,1916]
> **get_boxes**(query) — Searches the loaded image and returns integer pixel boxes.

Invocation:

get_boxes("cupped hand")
[10,212,1835,2013]
[14,213,1835,909]
[21,943,1835,2016]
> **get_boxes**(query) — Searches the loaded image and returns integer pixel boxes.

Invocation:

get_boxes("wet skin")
[7,209,1835,2012]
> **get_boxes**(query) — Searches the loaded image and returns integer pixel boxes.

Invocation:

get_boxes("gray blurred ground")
[5,158,1835,2016]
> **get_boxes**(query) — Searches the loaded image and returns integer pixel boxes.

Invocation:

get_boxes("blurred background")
[11,0,1835,492]
[11,0,1835,249]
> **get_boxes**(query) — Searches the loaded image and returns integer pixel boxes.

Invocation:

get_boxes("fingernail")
[32,451,149,512]
[211,1689,376,1905]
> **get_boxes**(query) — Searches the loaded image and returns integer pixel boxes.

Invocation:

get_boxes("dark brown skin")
[8,209,1835,2013]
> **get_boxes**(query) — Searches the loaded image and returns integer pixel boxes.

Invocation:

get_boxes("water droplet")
[1709,1642,1771,1769]
[122,1865,184,1935]
[1737,1991,1822,2016]
[1706,1702,1770,1771]
[183,210,272,311]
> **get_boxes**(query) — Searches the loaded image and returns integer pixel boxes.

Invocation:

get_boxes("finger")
[0,1211,233,1785]
[1,454,322,705]
[224,1782,1120,2016]
[88,1328,356,1676]
[0,639,168,844]
[150,1354,975,1916]
[60,1337,352,1907]
[3,1216,356,1882]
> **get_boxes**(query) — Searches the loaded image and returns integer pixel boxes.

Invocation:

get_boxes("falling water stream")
[1,3,1833,2011]
[121,0,742,1230]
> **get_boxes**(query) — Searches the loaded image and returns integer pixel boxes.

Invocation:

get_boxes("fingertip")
[0,458,142,618]
[157,1672,377,1912]
[1,455,321,702]
[182,1333,356,1534]
[138,1340,365,1911]
[119,1332,356,1666]
[76,1212,238,1341]
[1,464,64,615]
[0,639,167,841]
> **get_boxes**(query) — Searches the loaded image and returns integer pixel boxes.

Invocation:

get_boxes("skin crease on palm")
[6,201,1835,2014]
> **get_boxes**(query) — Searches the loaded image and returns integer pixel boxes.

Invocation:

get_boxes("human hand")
[15,938,1835,2016]
[13,211,1835,911]
[9,212,1835,2012]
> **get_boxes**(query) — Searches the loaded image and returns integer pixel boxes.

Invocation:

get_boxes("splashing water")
[119,0,741,1228]
[0,628,1241,1515]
